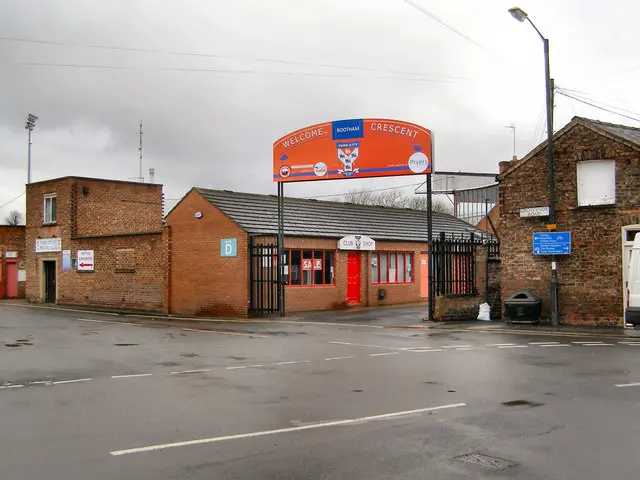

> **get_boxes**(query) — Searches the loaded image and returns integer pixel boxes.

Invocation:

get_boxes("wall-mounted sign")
[302,259,313,270]
[273,118,432,182]
[4,251,18,258]
[533,232,571,255]
[220,238,237,258]
[520,206,550,218]
[62,250,71,271]
[35,238,62,253]
[313,259,322,270]
[338,235,376,251]
[77,250,95,271]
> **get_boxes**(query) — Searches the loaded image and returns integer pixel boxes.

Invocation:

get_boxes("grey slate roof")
[195,188,484,242]
[580,117,640,147]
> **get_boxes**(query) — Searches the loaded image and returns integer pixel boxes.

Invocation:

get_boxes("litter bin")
[504,290,541,324]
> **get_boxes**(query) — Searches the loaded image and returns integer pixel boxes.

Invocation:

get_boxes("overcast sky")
[1,0,639,220]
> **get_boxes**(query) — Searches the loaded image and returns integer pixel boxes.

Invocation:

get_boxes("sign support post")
[426,171,434,322]
[277,182,285,317]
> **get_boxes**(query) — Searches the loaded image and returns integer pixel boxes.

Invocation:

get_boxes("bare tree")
[4,210,24,226]
[342,188,453,214]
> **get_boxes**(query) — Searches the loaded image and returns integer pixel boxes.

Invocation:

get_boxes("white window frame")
[43,194,57,224]
[577,160,616,207]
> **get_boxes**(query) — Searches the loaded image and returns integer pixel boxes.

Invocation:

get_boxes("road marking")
[620,343,640,346]
[275,361,310,365]
[225,365,263,370]
[572,341,605,344]
[455,347,485,351]
[0,384,25,389]
[369,352,400,357]
[328,341,399,350]
[181,328,269,339]
[324,356,356,361]
[52,378,91,385]
[407,348,445,353]
[77,318,141,326]
[498,345,528,349]
[615,382,640,388]
[111,374,153,379]
[170,369,211,375]
[110,402,467,456]
[485,343,518,347]
[442,345,472,349]
[30,380,53,386]
[581,343,614,346]
[539,344,571,347]
[529,341,560,345]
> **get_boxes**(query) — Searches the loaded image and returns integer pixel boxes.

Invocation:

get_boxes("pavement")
[1,303,640,479]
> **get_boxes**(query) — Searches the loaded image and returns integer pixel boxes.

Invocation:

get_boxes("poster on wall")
[273,118,432,183]
[62,250,71,272]
[77,250,95,271]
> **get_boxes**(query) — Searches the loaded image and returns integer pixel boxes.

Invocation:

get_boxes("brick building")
[166,188,487,317]
[0,226,26,298]
[498,117,640,326]
[25,177,166,311]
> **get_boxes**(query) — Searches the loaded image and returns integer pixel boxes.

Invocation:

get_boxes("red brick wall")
[166,190,249,317]
[499,123,640,326]
[0,226,26,298]
[25,177,165,311]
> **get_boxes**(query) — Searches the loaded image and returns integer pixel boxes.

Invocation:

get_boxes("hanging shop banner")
[273,118,432,182]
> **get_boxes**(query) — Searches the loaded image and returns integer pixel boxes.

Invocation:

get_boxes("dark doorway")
[249,240,279,315]
[43,261,56,303]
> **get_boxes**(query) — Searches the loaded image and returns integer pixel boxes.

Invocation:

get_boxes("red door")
[6,261,18,298]
[346,252,361,304]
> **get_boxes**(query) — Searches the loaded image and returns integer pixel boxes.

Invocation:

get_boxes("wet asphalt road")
[1,305,640,479]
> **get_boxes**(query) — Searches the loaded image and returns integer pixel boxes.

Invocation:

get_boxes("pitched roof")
[194,188,483,242]
[500,116,640,178]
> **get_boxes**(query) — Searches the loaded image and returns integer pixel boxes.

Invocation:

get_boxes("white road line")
[77,318,141,326]
[111,374,153,379]
[328,341,400,350]
[539,344,571,347]
[110,402,467,456]
[324,356,356,361]
[485,343,518,347]
[455,347,485,351]
[498,345,529,349]
[621,343,640,346]
[30,380,53,385]
[572,341,605,344]
[615,382,640,388]
[529,342,560,345]
[442,345,472,349]
[275,361,310,365]
[581,344,614,346]
[52,378,91,385]
[182,328,269,339]
[369,352,400,357]
[0,384,25,389]
[407,349,445,353]
[170,369,211,375]
[618,341,640,344]
[225,365,263,370]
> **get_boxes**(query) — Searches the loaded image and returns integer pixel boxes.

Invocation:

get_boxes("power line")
[0,35,467,81]
[555,87,640,117]
[12,61,462,84]
[403,0,501,59]
[555,91,640,123]
[0,191,25,211]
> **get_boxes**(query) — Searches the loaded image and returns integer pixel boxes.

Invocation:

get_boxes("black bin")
[504,290,541,324]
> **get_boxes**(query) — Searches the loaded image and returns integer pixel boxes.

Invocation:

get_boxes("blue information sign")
[220,238,237,258]
[533,232,571,255]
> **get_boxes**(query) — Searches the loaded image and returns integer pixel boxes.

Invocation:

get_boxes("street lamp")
[25,113,38,184]
[508,7,559,327]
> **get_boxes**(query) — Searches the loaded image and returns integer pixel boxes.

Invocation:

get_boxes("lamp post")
[25,113,38,185]
[509,7,559,327]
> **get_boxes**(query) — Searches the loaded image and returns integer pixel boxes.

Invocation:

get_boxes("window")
[285,249,335,286]
[577,160,615,207]
[43,195,57,224]
[372,252,414,284]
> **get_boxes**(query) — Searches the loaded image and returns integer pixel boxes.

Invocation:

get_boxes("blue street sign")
[220,238,237,258]
[533,232,571,255]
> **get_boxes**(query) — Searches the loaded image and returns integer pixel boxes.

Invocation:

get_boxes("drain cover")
[456,452,518,470]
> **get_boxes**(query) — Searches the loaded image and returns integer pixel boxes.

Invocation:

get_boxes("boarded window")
[116,248,136,273]
[577,160,615,206]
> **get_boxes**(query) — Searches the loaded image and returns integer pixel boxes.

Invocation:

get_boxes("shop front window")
[372,252,414,284]
[284,249,335,286]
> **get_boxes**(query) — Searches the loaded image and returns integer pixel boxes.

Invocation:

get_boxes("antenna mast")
[139,121,144,182]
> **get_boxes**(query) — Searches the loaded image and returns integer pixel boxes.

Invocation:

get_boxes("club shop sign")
[338,235,375,251]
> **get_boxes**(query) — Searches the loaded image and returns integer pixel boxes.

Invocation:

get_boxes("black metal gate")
[432,234,477,296]
[249,240,280,315]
